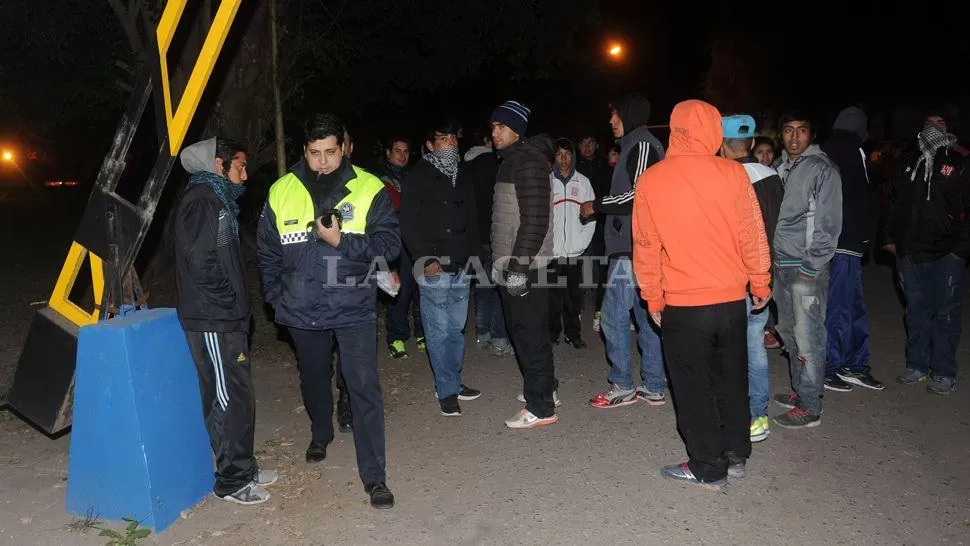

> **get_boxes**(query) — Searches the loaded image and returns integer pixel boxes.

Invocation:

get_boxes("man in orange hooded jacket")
[632,99,772,490]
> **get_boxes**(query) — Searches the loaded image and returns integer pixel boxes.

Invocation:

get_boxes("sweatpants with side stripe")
[184,330,257,497]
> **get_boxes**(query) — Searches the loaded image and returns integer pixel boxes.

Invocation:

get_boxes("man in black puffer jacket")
[400,118,483,417]
[821,107,885,393]
[489,100,560,429]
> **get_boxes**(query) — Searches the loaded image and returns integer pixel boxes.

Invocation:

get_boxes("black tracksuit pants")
[288,323,386,485]
[500,269,557,418]
[547,258,584,341]
[184,330,257,496]
[662,300,751,482]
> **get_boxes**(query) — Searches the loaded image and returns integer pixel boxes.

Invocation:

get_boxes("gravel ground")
[1,196,968,545]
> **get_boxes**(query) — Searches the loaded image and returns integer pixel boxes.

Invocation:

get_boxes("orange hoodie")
[632,100,771,313]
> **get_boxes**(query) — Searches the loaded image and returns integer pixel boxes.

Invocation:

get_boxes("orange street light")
[1,150,13,162]
[608,44,623,57]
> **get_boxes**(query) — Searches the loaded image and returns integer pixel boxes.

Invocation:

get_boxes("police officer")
[257,113,399,509]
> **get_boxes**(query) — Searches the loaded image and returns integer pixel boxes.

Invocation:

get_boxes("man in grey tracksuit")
[771,112,843,430]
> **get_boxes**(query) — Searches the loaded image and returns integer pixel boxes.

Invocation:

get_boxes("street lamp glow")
[608,44,623,57]
[1,150,13,162]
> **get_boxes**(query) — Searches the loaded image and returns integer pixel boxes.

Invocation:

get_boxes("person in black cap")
[489,100,562,429]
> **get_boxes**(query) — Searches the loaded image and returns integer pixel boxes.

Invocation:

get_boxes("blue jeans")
[899,254,965,380]
[747,296,770,419]
[601,258,664,393]
[386,246,423,341]
[774,265,829,414]
[418,271,470,399]
[825,254,870,376]
[474,267,509,350]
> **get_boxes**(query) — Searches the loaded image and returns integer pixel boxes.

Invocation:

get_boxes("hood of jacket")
[612,93,652,132]
[667,100,723,157]
[833,106,868,142]
[180,137,217,175]
[464,145,493,162]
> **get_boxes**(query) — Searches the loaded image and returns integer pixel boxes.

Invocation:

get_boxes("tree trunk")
[269,0,286,177]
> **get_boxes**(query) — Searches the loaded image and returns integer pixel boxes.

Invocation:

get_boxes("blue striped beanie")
[490,100,530,137]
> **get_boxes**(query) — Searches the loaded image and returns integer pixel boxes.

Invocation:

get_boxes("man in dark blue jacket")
[821,107,885,393]
[257,113,400,509]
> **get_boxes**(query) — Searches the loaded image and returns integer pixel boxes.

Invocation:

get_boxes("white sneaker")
[592,312,601,333]
[504,409,559,429]
[256,469,278,486]
[635,386,667,406]
[219,481,271,505]
[516,390,562,407]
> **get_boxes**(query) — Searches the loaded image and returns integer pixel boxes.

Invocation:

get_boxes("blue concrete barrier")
[66,307,213,532]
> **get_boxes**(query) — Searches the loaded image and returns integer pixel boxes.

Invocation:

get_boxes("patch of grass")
[98,516,151,545]
[63,509,102,534]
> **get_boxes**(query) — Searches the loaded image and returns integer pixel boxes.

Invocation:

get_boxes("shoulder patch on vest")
[339,202,355,221]
[284,219,298,226]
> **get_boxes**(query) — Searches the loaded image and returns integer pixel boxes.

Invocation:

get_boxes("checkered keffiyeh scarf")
[424,146,460,186]
[912,126,958,183]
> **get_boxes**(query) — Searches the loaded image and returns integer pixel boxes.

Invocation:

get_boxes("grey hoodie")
[180,137,218,175]
[772,144,843,277]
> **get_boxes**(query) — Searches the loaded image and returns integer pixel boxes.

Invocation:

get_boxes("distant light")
[608,44,623,57]
[1,150,12,162]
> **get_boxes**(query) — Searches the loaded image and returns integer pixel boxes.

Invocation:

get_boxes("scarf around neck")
[188,170,245,233]
[424,146,459,185]
[913,126,958,183]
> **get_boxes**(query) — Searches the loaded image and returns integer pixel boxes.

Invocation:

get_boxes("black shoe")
[836,367,886,391]
[305,441,327,463]
[824,375,854,392]
[365,482,395,509]
[457,384,482,401]
[439,394,461,416]
[338,421,352,433]
[565,336,587,349]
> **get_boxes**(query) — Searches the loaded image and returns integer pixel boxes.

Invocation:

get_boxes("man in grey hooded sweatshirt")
[771,112,843,430]
[580,93,667,410]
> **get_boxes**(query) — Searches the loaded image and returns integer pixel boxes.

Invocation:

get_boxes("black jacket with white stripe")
[595,125,664,257]
[174,183,251,333]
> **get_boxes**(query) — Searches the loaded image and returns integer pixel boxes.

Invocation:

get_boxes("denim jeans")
[386,246,423,342]
[601,257,664,393]
[774,265,829,414]
[825,253,870,376]
[899,254,965,380]
[418,271,471,399]
[746,296,770,419]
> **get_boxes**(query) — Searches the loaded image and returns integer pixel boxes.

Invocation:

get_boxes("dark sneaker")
[387,340,408,359]
[837,368,885,391]
[661,463,726,492]
[927,375,956,395]
[457,385,482,401]
[896,368,929,385]
[635,385,667,406]
[439,394,461,416]
[365,482,395,509]
[565,336,588,349]
[824,375,854,392]
[726,454,746,478]
[219,481,270,505]
[415,337,427,351]
[305,442,327,463]
[773,407,821,429]
[773,392,799,409]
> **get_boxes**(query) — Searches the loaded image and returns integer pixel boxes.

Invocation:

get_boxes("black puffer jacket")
[883,145,970,261]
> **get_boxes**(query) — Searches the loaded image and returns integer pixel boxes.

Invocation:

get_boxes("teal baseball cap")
[722,115,757,138]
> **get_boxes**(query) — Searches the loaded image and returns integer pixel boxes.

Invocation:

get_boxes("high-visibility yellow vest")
[268,165,384,245]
